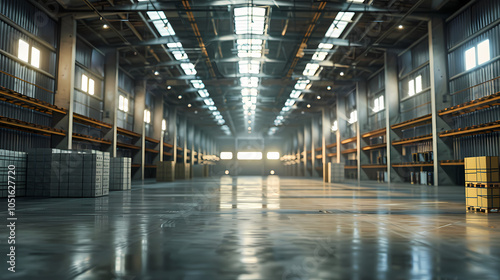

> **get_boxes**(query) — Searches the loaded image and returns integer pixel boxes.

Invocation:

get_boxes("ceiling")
[36,0,469,138]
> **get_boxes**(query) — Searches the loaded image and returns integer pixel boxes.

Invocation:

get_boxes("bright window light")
[415,75,422,93]
[18,39,29,62]
[348,110,357,124]
[373,95,384,113]
[331,120,338,132]
[119,95,129,112]
[162,119,167,131]
[477,39,490,65]
[408,79,415,96]
[267,152,280,160]
[220,152,233,160]
[237,152,262,160]
[144,109,151,124]
[88,78,95,95]
[31,47,40,68]
[465,47,476,70]
[81,74,88,92]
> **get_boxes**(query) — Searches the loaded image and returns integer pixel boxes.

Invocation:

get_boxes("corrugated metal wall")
[448,0,500,105]
[398,38,431,122]
[0,0,56,150]
[367,69,385,130]
[447,0,500,159]
[73,39,104,120]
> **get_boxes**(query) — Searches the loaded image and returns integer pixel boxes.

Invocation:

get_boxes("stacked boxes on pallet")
[328,163,345,183]
[465,156,500,212]
[0,149,27,197]
[26,149,110,198]
[110,157,132,190]
[175,163,190,179]
[157,161,175,182]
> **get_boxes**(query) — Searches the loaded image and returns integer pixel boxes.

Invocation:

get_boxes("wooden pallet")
[465,182,500,188]
[467,206,500,213]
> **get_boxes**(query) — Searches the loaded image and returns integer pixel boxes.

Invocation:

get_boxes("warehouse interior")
[1,0,500,278]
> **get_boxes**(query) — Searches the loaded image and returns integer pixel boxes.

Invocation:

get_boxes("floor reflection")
[5,177,500,279]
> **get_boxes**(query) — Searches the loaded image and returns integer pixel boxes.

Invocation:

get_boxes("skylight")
[325,12,355,39]
[239,61,261,74]
[240,77,259,88]
[147,11,176,37]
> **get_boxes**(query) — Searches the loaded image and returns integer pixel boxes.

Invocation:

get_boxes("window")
[331,120,338,132]
[220,152,233,160]
[162,119,167,131]
[373,95,384,113]
[119,95,129,112]
[18,39,29,62]
[18,39,40,68]
[267,152,280,160]
[81,74,95,95]
[144,109,151,124]
[30,47,40,68]
[348,110,357,124]
[465,39,490,70]
[237,152,262,160]
[408,75,422,97]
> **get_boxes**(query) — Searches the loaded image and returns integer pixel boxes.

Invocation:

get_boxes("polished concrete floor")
[2,176,500,280]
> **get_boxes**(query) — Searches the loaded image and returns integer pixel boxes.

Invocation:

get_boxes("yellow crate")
[465,157,477,170]
[477,156,499,170]
[466,196,478,207]
[476,171,500,183]
[466,187,478,197]
[465,173,477,182]
[477,188,500,196]
[478,195,500,208]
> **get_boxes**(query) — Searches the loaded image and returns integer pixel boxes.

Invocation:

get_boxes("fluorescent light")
[208,106,217,111]
[318,43,334,49]
[240,77,259,88]
[18,39,29,62]
[267,152,280,160]
[295,80,310,90]
[285,99,295,107]
[290,90,302,98]
[198,89,209,98]
[239,61,260,74]
[181,63,197,75]
[191,80,205,89]
[220,152,233,160]
[204,99,214,106]
[303,63,320,76]
[241,88,258,96]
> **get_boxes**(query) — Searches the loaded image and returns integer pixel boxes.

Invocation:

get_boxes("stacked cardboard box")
[175,163,190,179]
[465,156,500,211]
[26,149,110,198]
[157,161,175,182]
[328,162,345,183]
[0,149,27,198]
[110,157,131,190]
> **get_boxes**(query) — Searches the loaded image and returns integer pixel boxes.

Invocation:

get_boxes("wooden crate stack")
[465,156,500,213]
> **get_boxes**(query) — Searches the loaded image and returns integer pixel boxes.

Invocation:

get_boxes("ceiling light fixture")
[317,95,321,100]
[187,104,192,107]
[167,85,172,90]
[103,24,109,29]
[178,95,182,99]
[398,25,404,29]
[154,71,159,76]
[340,72,345,76]
[327,86,332,90]
[307,104,311,108]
